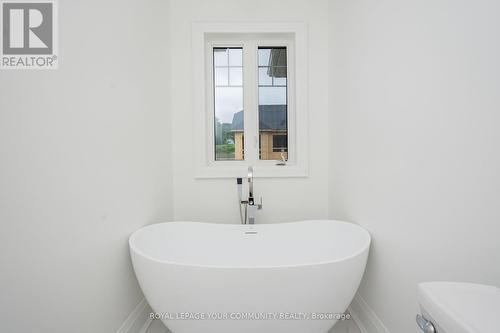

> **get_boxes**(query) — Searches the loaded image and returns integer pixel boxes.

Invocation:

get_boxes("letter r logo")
[2,2,53,54]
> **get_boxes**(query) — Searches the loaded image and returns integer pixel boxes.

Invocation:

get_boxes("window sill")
[194,164,308,179]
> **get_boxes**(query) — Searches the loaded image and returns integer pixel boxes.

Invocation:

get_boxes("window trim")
[192,22,308,178]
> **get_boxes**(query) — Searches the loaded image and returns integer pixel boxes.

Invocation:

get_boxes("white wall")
[0,0,172,332]
[3,0,499,332]
[329,0,500,332]
[170,0,331,224]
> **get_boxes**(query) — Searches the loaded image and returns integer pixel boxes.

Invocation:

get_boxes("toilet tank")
[417,282,500,333]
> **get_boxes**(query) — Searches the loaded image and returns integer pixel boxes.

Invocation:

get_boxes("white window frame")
[192,22,308,178]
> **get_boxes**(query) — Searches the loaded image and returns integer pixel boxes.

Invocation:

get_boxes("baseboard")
[120,294,384,333]
[348,293,390,333]
[116,298,153,333]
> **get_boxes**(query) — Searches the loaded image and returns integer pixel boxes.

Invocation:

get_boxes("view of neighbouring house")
[231,105,288,160]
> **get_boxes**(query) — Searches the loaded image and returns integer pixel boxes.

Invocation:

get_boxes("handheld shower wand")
[248,166,254,205]
[236,177,247,224]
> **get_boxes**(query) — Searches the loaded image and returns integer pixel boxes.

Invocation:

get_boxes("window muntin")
[213,47,243,161]
[258,47,288,161]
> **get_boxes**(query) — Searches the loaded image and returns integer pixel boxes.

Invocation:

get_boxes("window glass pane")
[269,66,287,78]
[228,48,243,66]
[258,87,286,105]
[273,67,287,86]
[258,47,288,161]
[214,49,228,66]
[270,48,287,67]
[214,67,228,86]
[272,135,288,152]
[229,67,243,86]
[213,47,243,161]
[258,48,271,66]
[258,68,273,85]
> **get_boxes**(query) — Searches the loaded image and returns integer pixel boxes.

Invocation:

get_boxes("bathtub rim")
[129,220,371,269]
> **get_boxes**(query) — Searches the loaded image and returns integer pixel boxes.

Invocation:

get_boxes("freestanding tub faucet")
[238,166,262,224]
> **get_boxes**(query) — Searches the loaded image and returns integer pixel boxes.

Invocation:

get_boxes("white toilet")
[417,282,500,333]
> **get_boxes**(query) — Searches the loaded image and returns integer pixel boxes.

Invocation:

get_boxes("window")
[193,23,308,178]
[258,47,288,161]
[210,39,291,164]
[213,47,243,161]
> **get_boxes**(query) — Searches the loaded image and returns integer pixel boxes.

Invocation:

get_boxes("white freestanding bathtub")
[129,220,370,333]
